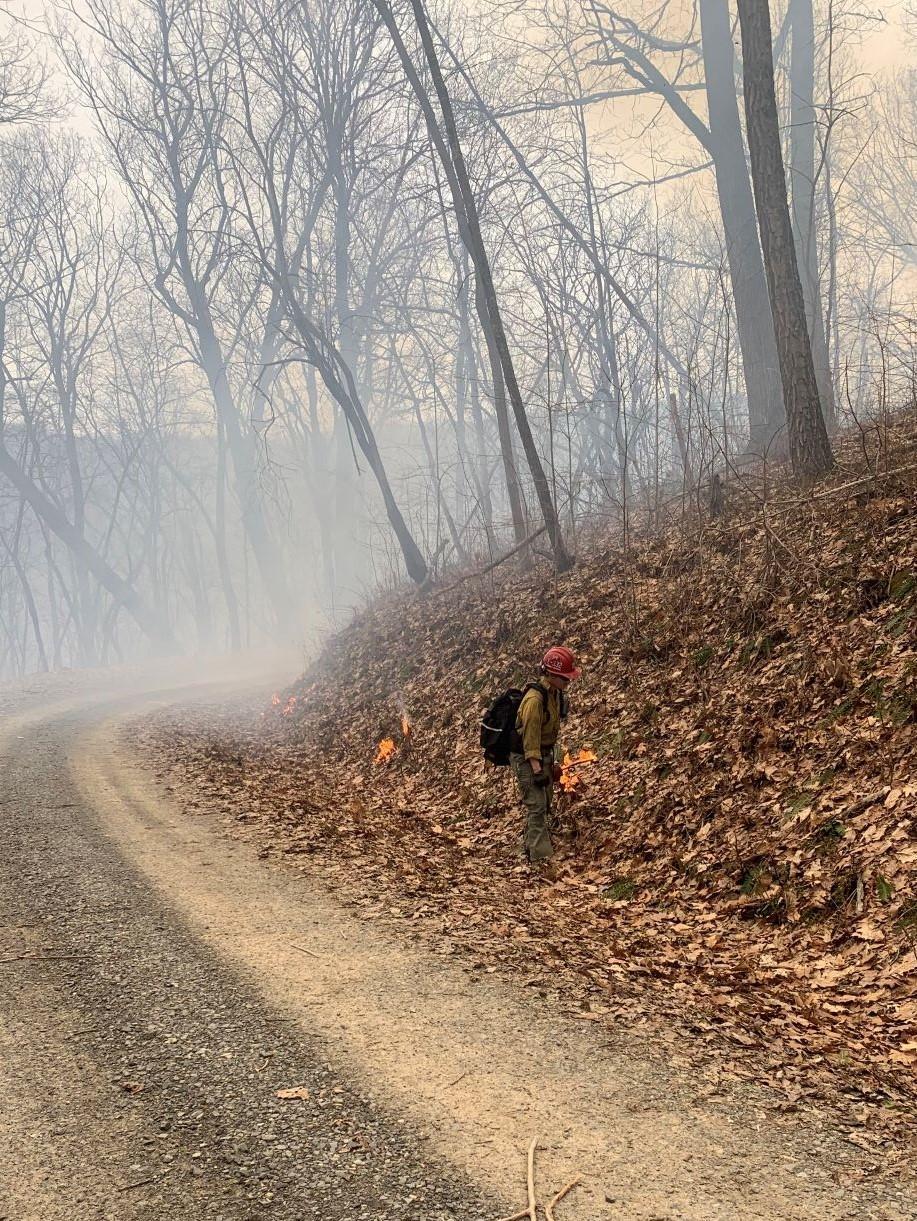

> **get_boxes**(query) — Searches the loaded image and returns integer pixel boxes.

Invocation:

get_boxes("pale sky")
[14,0,913,67]
[861,4,913,70]
[7,0,912,193]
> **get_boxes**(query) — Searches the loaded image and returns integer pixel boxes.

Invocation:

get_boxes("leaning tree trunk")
[788,0,837,427]
[737,0,833,480]
[280,286,429,587]
[409,0,573,571]
[0,441,178,651]
[374,0,573,572]
[699,0,783,453]
[475,278,529,549]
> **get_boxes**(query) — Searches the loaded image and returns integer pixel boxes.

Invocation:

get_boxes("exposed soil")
[2,669,916,1219]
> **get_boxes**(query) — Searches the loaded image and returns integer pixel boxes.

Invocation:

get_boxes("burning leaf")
[560,768,581,793]
[559,748,599,790]
[375,737,396,765]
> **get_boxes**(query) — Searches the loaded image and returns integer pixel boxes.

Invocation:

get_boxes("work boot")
[533,858,559,882]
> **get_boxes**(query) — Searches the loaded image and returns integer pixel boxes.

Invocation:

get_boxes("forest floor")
[128,414,917,1211]
[0,667,915,1220]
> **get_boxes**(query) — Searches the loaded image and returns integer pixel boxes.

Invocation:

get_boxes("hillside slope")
[143,416,917,1141]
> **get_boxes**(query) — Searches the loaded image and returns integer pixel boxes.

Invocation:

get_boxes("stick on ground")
[118,1176,159,1192]
[527,1136,538,1221]
[546,1176,582,1220]
[289,943,320,958]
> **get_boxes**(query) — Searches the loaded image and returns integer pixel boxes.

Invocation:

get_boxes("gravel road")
[1,667,914,1221]
[0,672,492,1221]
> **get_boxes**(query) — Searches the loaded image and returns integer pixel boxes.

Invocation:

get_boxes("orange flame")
[271,692,282,707]
[375,737,396,765]
[401,712,412,739]
[559,749,598,793]
[281,695,298,717]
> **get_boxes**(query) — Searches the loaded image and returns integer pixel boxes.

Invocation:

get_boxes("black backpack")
[480,684,547,766]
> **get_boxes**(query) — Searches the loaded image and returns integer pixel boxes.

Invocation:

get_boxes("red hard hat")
[542,646,580,680]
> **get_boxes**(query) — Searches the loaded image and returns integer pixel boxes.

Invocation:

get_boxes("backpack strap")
[522,682,549,721]
[524,682,567,722]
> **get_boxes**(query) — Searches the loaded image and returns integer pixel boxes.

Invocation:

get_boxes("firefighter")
[511,646,580,873]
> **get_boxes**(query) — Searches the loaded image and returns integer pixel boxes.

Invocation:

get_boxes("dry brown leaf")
[275,1085,311,1101]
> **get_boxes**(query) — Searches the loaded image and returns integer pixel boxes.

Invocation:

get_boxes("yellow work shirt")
[516,678,561,761]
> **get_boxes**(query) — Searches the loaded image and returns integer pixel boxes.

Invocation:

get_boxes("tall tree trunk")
[193,315,297,636]
[667,391,695,491]
[303,367,339,615]
[475,279,529,548]
[699,0,783,452]
[737,0,833,479]
[331,166,362,601]
[431,82,526,550]
[213,418,242,650]
[410,398,467,564]
[788,0,836,426]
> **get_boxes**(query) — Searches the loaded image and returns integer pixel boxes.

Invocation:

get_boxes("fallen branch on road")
[497,1136,540,1221]
[118,1175,160,1192]
[497,1139,582,1221]
[289,942,320,958]
[546,1176,582,1220]
[527,1136,538,1221]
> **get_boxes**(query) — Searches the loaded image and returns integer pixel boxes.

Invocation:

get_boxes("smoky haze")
[0,0,914,680]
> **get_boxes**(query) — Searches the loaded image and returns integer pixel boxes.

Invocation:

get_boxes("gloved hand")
[532,766,552,788]
[552,762,563,783]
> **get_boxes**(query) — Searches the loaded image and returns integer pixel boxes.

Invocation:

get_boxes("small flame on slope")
[559,748,598,793]
[375,737,397,765]
[559,767,580,794]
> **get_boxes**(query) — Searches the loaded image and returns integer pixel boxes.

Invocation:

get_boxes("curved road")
[0,667,913,1220]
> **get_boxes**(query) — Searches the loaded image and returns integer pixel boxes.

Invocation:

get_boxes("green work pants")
[511,752,554,862]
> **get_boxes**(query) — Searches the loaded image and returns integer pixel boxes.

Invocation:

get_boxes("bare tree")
[0,20,55,126]
[222,0,429,587]
[787,0,836,425]
[63,0,299,631]
[586,0,784,453]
